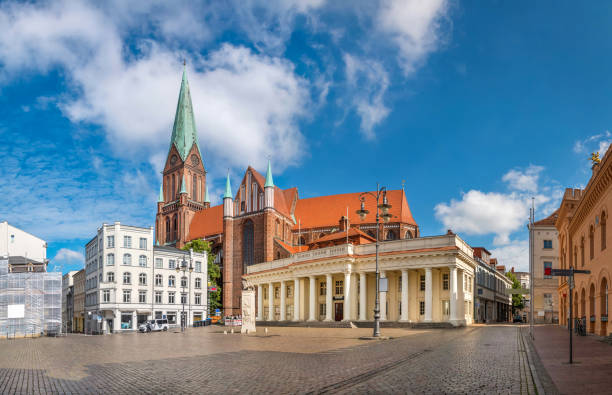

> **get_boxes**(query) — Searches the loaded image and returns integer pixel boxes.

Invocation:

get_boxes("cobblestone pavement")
[0,325,535,394]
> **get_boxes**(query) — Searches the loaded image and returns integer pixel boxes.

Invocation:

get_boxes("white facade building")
[83,223,207,333]
[0,221,47,263]
[245,234,476,326]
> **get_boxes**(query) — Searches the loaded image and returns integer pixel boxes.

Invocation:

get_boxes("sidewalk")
[530,325,612,394]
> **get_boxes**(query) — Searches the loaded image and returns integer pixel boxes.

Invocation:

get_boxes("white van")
[138,319,169,332]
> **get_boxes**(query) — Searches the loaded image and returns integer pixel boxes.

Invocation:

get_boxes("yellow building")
[557,148,611,336]
[73,269,85,333]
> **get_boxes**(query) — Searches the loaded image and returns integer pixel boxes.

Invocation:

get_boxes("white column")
[280,280,286,321]
[257,284,263,321]
[359,272,366,321]
[351,272,358,320]
[380,271,387,321]
[293,278,300,321]
[400,269,409,321]
[343,272,351,321]
[268,283,274,321]
[325,274,333,321]
[308,276,316,321]
[450,267,458,322]
[425,268,433,322]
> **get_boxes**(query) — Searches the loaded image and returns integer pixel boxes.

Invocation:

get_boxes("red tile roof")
[275,238,309,254]
[534,209,559,226]
[293,189,416,229]
[188,204,223,239]
[309,227,376,245]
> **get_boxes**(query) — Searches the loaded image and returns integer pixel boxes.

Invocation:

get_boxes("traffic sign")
[208,286,217,292]
[545,268,591,276]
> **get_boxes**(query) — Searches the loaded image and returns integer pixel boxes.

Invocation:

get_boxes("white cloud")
[573,130,611,155]
[53,248,84,264]
[343,53,390,138]
[490,239,529,273]
[377,0,449,74]
[502,165,543,193]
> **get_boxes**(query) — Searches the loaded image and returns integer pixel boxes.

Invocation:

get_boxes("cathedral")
[156,69,421,316]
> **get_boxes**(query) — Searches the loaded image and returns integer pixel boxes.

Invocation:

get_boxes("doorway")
[106,319,113,334]
[334,302,343,321]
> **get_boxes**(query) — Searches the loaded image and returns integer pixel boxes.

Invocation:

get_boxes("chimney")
[339,216,349,232]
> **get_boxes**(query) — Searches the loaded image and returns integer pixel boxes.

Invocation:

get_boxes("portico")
[246,234,475,326]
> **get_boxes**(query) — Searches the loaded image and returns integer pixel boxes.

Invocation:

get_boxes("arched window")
[123,272,131,284]
[299,236,306,245]
[165,217,170,244]
[181,276,188,287]
[386,230,397,240]
[243,220,254,272]
[404,231,413,239]
[107,253,114,266]
[602,278,609,319]
[173,215,178,242]
[580,237,585,267]
[139,255,147,267]
[168,275,175,287]
[155,274,163,286]
[123,254,132,265]
[602,212,607,251]
[172,175,176,200]
[193,174,198,200]
[139,273,147,285]
[590,225,595,260]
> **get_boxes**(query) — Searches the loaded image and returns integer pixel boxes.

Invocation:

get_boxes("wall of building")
[532,225,560,323]
[0,222,47,263]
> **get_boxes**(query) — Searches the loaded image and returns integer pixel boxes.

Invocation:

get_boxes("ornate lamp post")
[356,184,392,338]
[176,254,193,332]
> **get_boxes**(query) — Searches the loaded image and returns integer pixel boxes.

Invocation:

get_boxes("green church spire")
[180,175,187,194]
[265,160,274,188]
[204,183,210,204]
[223,172,232,199]
[158,183,164,203]
[169,66,202,161]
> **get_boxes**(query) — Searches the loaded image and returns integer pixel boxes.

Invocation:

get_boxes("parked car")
[138,319,169,332]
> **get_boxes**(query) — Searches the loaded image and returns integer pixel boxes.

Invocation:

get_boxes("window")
[287,285,293,298]
[274,286,280,299]
[398,276,402,292]
[320,281,327,296]
[443,273,449,290]
[263,287,268,299]
[155,274,163,286]
[442,300,450,316]
[589,225,595,260]
[172,174,176,200]
[335,280,343,295]
[123,290,131,303]
[193,174,198,200]
[155,291,162,304]
[181,276,188,287]
[124,236,132,248]
[139,273,147,285]
[123,272,131,284]
[195,293,201,305]
[195,278,201,289]
[169,259,176,270]
[419,301,425,315]
[243,220,254,269]
[168,292,175,304]
[602,212,607,251]
[581,238,585,267]
[102,289,110,303]
[123,254,132,265]
[155,258,163,269]
[319,303,326,316]
[107,272,114,283]
[139,237,147,249]
[107,254,114,266]
[543,240,552,249]
[107,235,115,248]
[169,275,175,287]
[543,262,552,279]
[138,290,146,303]
[420,275,425,291]
[138,255,147,267]
[181,293,187,304]
[195,261,202,272]
[386,230,397,240]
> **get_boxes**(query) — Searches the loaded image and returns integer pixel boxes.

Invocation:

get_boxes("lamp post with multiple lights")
[175,252,193,332]
[355,184,392,338]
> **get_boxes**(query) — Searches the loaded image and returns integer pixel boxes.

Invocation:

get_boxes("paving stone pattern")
[0,325,535,394]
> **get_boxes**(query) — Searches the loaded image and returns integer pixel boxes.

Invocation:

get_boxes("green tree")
[182,239,221,312]
[505,271,525,315]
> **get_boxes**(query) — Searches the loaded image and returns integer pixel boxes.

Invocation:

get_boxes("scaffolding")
[0,258,62,339]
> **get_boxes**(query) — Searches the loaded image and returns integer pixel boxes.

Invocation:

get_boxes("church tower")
[156,67,206,248]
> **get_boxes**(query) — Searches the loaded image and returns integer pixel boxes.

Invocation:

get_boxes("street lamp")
[356,184,392,338]
[176,254,193,332]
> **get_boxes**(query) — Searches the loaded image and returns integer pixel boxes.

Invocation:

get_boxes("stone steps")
[254,321,455,329]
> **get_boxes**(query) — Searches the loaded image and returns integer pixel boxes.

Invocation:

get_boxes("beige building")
[530,210,560,324]
[73,269,85,333]
[245,234,476,326]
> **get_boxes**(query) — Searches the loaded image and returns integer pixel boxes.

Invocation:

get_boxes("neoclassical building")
[244,234,476,326]
[557,146,611,336]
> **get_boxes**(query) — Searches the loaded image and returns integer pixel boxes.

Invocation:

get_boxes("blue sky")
[1,0,610,274]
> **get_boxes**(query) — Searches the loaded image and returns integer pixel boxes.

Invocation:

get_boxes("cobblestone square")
[0,325,537,394]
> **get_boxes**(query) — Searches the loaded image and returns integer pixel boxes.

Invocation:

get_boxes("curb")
[520,327,559,395]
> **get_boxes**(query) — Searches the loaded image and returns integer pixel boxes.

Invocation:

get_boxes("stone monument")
[241,279,256,334]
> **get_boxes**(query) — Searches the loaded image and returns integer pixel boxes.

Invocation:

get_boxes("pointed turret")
[158,183,164,203]
[265,160,274,188]
[169,67,202,161]
[223,172,233,218]
[180,175,187,194]
[264,160,274,209]
[223,173,232,199]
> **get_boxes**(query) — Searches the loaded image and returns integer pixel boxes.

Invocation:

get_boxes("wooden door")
[334,302,343,321]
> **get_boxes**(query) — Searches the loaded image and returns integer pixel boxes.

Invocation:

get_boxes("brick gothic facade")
[157,70,420,315]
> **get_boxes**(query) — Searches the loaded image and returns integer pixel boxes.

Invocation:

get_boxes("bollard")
[264,327,268,336]
[231,328,234,334]
[223,330,227,335]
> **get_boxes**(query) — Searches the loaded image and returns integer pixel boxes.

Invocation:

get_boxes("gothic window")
[173,215,178,242]
[193,174,198,200]
[602,211,607,251]
[386,230,397,240]
[259,193,264,210]
[172,175,176,200]
[243,220,254,272]
[252,183,257,211]
[404,231,413,239]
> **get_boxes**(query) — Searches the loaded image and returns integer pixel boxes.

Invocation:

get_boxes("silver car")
[138,319,169,332]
